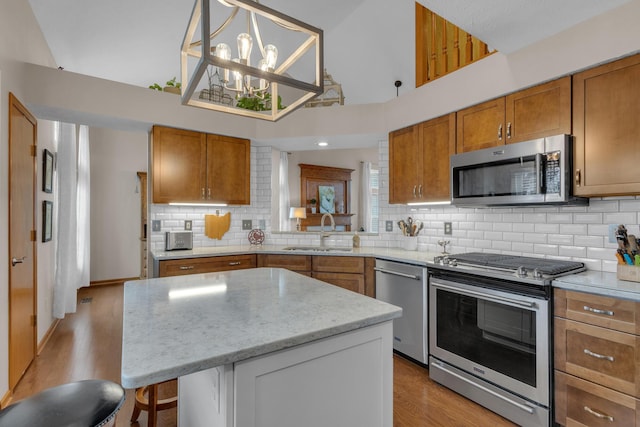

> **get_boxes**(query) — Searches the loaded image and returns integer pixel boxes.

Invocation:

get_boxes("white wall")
[89,127,148,281]
[0,0,57,402]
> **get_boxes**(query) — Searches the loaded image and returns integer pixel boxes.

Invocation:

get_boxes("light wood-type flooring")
[10,284,516,426]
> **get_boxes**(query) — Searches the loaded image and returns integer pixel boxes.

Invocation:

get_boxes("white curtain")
[53,124,91,318]
[278,151,290,231]
[359,161,372,232]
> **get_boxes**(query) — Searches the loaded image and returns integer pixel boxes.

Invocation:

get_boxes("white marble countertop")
[121,268,402,389]
[151,245,640,301]
[552,269,640,301]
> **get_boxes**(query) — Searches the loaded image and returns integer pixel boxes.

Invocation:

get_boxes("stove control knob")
[532,269,543,279]
[516,266,528,278]
[442,257,450,265]
[449,259,458,267]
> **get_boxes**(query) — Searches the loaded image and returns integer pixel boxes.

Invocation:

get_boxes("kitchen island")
[121,267,401,427]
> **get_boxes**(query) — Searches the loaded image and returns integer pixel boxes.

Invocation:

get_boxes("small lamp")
[289,207,307,231]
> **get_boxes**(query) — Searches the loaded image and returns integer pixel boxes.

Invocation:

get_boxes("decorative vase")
[311,207,317,214]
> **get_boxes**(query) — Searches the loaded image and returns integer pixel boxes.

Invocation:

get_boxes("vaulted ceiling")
[28,0,631,107]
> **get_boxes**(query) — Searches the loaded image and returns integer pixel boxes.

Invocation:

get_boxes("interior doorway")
[8,93,38,390]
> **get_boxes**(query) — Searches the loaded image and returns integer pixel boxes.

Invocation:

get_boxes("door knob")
[11,256,26,267]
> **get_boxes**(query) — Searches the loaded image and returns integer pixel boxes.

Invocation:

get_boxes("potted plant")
[148,77,181,94]
[310,198,317,214]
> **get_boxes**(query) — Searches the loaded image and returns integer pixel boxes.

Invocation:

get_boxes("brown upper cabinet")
[152,125,251,204]
[389,113,455,204]
[456,76,571,152]
[573,54,640,196]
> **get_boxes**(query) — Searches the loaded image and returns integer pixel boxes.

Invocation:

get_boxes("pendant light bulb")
[258,59,269,90]
[232,58,243,92]
[264,44,278,70]
[215,43,231,83]
[237,33,253,64]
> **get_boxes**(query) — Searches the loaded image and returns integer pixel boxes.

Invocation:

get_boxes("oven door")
[429,276,550,407]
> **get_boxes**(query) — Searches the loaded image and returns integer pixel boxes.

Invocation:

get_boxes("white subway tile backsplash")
[148,143,637,273]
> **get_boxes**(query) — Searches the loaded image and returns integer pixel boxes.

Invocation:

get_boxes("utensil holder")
[403,237,418,251]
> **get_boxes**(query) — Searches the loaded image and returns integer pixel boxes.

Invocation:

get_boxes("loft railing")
[415,3,494,87]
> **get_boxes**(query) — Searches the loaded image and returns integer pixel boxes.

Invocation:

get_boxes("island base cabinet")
[177,322,393,427]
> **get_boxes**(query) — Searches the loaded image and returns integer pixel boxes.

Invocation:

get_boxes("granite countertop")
[151,245,640,301]
[121,267,402,389]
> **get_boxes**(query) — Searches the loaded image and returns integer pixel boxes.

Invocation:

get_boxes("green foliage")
[310,198,317,205]
[235,93,285,111]
[149,77,182,91]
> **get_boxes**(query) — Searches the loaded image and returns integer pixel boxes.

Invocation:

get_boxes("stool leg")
[148,383,158,427]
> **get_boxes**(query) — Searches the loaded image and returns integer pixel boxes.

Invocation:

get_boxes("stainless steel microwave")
[450,134,587,207]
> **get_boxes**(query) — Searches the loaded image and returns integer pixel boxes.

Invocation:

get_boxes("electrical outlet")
[184,220,192,231]
[608,224,618,243]
[259,219,266,230]
[152,220,161,232]
[385,221,393,232]
[242,220,253,230]
[444,222,452,235]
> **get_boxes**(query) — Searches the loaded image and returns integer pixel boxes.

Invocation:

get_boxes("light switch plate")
[242,220,252,230]
[259,219,266,230]
[152,220,161,232]
[385,221,393,232]
[608,224,618,243]
[184,220,192,231]
[444,222,452,235]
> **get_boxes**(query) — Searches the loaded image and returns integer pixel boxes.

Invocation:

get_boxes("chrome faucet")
[320,213,336,246]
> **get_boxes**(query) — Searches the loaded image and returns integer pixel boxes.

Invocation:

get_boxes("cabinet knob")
[228,261,241,266]
[575,169,581,187]
[179,266,195,270]
[583,406,614,422]
[418,184,423,198]
[506,122,512,139]
[201,188,205,199]
[498,124,503,140]
[583,305,613,316]
[412,185,417,198]
[207,188,211,199]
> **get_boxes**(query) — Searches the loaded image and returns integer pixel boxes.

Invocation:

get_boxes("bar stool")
[130,380,177,427]
[0,379,125,427]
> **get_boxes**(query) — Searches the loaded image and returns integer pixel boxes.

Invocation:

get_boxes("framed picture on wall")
[43,149,54,193]
[318,185,335,214]
[42,201,53,242]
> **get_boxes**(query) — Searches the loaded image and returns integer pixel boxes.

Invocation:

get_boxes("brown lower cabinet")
[257,254,375,297]
[158,254,257,277]
[554,289,640,426]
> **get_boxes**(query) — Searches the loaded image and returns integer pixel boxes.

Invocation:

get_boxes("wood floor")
[9,284,515,426]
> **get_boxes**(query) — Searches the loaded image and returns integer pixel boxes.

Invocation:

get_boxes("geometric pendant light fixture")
[181,0,324,121]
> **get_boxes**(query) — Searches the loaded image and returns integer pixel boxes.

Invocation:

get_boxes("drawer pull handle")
[179,266,195,270]
[583,406,614,422]
[584,348,614,362]
[583,305,614,316]
[228,262,241,266]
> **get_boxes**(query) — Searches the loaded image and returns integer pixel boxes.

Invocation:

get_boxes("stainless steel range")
[428,253,585,427]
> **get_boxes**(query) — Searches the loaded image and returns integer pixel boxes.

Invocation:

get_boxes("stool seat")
[0,379,125,427]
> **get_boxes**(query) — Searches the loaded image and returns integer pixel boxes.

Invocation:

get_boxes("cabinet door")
[505,76,571,144]
[555,371,640,427]
[389,125,420,204]
[312,272,365,294]
[456,97,505,152]
[206,134,251,205]
[573,53,640,196]
[418,113,455,201]
[152,126,206,203]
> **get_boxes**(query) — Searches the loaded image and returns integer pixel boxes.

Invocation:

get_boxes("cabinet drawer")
[256,254,311,272]
[312,272,365,294]
[555,289,640,334]
[159,255,256,277]
[555,371,640,427]
[555,318,640,397]
[312,256,364,274]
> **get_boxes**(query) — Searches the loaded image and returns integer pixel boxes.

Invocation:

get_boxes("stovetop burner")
[449,252,585,276]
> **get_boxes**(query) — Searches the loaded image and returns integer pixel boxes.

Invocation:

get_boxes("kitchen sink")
[282,246,353,252]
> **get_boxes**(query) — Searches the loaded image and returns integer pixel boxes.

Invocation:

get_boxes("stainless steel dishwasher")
[375,259,428,364]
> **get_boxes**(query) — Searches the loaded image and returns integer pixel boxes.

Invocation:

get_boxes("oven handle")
[431,280,536,309]
[374,267,421,281]
[430,361,535,414]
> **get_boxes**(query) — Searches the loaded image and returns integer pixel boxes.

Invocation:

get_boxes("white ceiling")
[26,0,630,151]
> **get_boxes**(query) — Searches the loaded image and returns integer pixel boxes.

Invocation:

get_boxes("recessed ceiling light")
[317,141,329,147]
